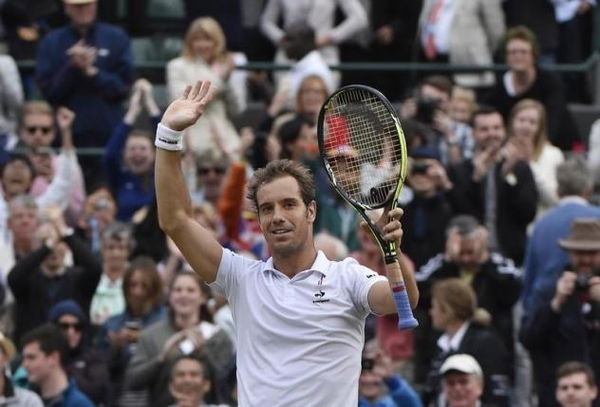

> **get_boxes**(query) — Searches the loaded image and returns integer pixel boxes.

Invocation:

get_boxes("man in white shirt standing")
[154,80,418,406]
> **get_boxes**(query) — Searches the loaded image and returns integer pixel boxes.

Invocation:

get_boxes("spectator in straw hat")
[520,218,600,407]
[0,332,43,406]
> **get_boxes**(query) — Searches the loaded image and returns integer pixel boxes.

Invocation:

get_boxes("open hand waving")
[161,81,216,131]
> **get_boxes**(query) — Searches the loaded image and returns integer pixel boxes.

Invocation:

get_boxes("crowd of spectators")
[0,0,599,406]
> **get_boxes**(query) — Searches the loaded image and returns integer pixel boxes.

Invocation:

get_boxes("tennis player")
[154,80,418,406]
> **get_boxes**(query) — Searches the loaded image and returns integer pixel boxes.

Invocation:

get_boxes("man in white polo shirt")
[154,80,419,406]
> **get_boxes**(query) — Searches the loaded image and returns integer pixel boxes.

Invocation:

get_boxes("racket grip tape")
[391,281,419,330]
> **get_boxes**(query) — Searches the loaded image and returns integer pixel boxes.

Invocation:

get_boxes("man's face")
[22,342,58,385]
[256,176,316,258]
[442,372,484,407]
[1,160,33,198]
[197,165,226,203]
[20,114,55,149]
[569,249,600,276]
[57,314,83,349]
[171,359,210,402]
[34,223,67,273]
[124,136,155,175]
[506,39,535,73]
[408,159,436,196]
[556,372,598,407]
[65,2,97,27]
[455,235,485,270]
[8,204,38,242]
[472,112,506,151]
[101,238,130,270]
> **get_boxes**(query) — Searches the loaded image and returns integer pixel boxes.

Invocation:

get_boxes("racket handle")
[392,282,419,329]
[385,261,419,330]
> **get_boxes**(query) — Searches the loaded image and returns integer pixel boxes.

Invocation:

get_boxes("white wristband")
[155,123,184,151]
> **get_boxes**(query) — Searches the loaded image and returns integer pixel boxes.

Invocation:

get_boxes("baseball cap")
[63,0,96,4]
[440,354,483,376]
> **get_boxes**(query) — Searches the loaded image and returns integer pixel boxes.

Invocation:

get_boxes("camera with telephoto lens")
[411,162,430,175]
[415,98,440,125]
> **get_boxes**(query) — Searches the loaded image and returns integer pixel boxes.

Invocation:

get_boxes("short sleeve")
[346,261,388,317]
[210,248,258,301]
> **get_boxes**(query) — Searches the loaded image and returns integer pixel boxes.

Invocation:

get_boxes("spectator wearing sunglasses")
[48,299,111,406]
[16,101,85,227]
[189,150,228,208]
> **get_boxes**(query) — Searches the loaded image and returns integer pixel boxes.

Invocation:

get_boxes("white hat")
[440,354,483,376]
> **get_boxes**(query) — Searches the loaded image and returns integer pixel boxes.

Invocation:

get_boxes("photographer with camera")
[520,218,600,407]
[401,76,474,166]
[359,343,422,407]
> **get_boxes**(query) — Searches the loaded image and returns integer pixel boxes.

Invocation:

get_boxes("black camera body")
[411,162,430,175]
[415,98,440,125]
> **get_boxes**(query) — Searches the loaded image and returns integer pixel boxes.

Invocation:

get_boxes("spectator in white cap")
[439,354,484,407]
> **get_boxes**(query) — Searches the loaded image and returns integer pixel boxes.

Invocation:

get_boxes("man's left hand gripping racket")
[317,85,418,329]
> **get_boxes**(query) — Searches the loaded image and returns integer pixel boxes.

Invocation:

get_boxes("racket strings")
[325,88,403,207]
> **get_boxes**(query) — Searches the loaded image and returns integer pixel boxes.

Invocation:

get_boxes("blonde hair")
[20,101,54,127]
[509,98,548,160]
[432,278,477,322]
[182,17,227,62]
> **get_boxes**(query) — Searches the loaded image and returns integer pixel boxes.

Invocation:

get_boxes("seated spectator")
[188,150,229,208]
[0,53,23,152]
[0,331,43,406]
[124,272,233,407]
[520,218,600,407]
[448,87,476,127]
[74,184,117,256]
[103,79,159,222]
[8,207,101,343]
[167,17,241,159]
[422,278,511,407]
[507,99,564,217]
[0,120,79,261]
[417,215,522,357]
[485,26,578,150]
[48,300,110,406]
[17,103,85,226]
[97,256,164,405]
[21,323,93,406]
[276,114,315,162]
[35,0,134,186]
[522,158,600,312]
[555,361,598,407]
[439,354,485,407]
[401,147,454,268]
[89,222,133,326]
[359,345,422,407]
[168,353,229,407]
[445,106,537,265]
[401,76,473,166]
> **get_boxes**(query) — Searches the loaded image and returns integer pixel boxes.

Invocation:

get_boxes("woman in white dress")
[166,17,241,159]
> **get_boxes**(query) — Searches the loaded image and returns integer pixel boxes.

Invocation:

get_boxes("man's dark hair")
[247,159,316,212]
[470,105,502,129]
[419,75,453,97]
[278,115,313,159]
[0,154,35,181]
[170,352,213,383]
[556,361,596,388]
[21,323,68,369]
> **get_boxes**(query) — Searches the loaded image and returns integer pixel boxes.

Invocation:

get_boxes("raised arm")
[155,81,223,283]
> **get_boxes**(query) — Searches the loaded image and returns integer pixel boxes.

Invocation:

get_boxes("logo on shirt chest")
[313,275,330,304]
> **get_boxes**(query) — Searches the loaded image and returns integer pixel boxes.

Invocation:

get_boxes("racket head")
[317,85,408,212]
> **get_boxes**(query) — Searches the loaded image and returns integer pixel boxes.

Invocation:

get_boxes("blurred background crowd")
[0,0,600,406]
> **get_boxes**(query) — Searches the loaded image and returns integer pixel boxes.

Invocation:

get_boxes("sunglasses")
[198,167,226,176]
[57,322,83,332]
[26,126,53,135]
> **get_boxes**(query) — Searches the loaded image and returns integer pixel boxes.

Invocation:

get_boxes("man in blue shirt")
[36,0,134,186]
[21,323,94,407]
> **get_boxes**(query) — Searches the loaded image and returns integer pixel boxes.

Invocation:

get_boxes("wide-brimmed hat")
[558,218,600,251]
[0,332,16,360]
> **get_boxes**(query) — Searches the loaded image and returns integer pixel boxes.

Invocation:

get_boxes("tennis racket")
[317,84,418,329]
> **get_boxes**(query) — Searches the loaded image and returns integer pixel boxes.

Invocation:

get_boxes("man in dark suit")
[445,106,537,266]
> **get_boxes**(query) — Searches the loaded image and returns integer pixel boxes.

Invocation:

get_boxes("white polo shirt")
[210,248,388,407]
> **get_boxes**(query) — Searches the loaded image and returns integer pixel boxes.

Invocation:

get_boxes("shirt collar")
[264,250,331,277]
[437,320,470,352]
